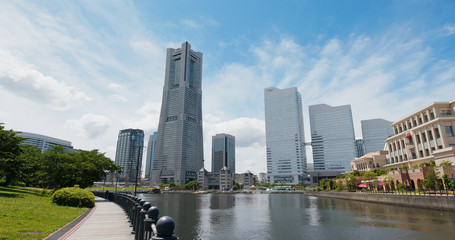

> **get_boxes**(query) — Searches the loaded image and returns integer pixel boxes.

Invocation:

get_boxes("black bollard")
[152,216,179,240]
[138,202,152,240]
[145,206,159,240]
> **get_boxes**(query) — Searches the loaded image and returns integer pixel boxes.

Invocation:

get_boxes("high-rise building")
[114,129,144,183]
[309,104,356,173]
[264,87,307,184]
[18,132,74,152]
[152,42,204,185]
[355,139,365,158]
[212,133,235,173]
[144,132,157,179]
[361,118,393,154]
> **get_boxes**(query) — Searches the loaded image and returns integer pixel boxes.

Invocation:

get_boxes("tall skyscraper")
[144,132,157,179]
[361,118,393,154]
[212,133,235,173]
[152,42,204,185]
[264,87,307,184]
[309,104,356,173]
[114,129,144,183]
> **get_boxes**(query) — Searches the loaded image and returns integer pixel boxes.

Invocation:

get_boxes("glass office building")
[114,129,145,183]
[144,132,157,179]
[152,42,204,185]
[212,133,235,173]
[264,87,307,184]
[309,104,356,172]
[18,132,74,152]
[361,118,393,154]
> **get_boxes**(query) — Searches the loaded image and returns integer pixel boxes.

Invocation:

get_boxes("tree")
[424,167,438,190]
[345,173,357,191]
[0,124,25,186]
[383,175,394,191]
[319,179,327,190]
[442,174,454,190]
[186,181,199,191]
[362,171,377,190]
[440,161,452,166]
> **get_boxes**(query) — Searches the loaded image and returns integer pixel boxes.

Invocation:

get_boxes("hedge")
[51,186,95,208]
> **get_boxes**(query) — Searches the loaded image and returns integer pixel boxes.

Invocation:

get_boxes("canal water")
[138,192,455,240]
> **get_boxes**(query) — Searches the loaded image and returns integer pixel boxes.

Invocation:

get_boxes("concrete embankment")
[304,191,455,211]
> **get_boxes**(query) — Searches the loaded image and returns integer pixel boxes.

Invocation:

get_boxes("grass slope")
[0,186,86,240]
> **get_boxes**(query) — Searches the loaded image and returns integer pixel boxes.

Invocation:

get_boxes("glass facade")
[114,129,144,183]
[361,118,393,154]
[18,132,74,152]
[264,87,307,184]
[211,134,235,173]
[152,42,204,185]
[309,104,356,172]
[144,132,157,179]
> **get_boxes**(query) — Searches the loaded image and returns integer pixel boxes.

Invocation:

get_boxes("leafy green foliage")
[0,123,25,186]
[0,123,122,189]
[424,167,438,189]
[442,174,455,190]
[51,186,95,208]
[397,182,407,190]
[440,160,452,166]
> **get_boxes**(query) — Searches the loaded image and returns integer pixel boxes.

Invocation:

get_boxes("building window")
[435,128,441,138]
[422,133,427,142]
[440,110,452,117]
[424,115,428,122]
[446,126,454,137]
[430,111,435,120]
[428,131,433,141]
[416,134,421,144]
[166,116,178,122]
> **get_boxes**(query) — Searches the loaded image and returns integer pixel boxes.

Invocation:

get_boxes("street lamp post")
[134,146,145,196]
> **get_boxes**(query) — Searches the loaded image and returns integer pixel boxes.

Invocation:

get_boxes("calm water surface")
[138,193,455,240]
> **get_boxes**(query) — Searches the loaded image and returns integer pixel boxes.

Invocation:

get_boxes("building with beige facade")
[384,100,455,168]
[351,151,388,172]
[383,100,455,190]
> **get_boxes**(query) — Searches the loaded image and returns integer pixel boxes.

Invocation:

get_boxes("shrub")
[51,187,95,208]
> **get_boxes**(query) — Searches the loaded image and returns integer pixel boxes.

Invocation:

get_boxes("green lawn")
[0,186,87,240]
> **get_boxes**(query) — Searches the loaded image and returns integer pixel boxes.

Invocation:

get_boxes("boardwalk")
[63,197,134,240]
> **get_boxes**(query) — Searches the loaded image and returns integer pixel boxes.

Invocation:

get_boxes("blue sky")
[1,1,455,174]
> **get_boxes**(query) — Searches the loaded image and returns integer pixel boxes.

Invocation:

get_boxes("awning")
[358,183,367,187]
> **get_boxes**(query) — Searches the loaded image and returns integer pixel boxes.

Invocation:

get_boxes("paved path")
[64,197,134,240]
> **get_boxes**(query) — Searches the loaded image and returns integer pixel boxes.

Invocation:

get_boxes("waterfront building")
[309,104,356,173]
[212,133,235,173]
[264,87,307,184]
[114,129,144,183]
[351,151,388,172]
[383,100,455,190]
[361,118,393,154]
[257,172,267,184]
[151,42,204,185]
[18,132,74,152]
[355,139,365,158]
[220,167,233,190]
[144,132,157,180]
[234,170,255,189]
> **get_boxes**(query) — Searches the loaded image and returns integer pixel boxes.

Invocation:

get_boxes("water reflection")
[139,193,455,240]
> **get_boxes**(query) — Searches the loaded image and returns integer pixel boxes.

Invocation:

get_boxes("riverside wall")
[304,191,455,211]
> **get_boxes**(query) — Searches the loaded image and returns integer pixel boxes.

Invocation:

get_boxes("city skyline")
[1,1,455,174]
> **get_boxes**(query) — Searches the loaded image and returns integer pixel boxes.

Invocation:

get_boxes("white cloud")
[0,50,90,110]
[109,94,128,102]
[443,24,455,36]
[65,113,111,139]
[203,116,266,172]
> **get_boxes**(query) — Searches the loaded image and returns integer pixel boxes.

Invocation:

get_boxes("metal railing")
[356,188,455,196]
[93,192,179,240]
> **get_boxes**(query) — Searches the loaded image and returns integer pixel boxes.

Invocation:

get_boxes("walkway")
[63,197,134,240]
